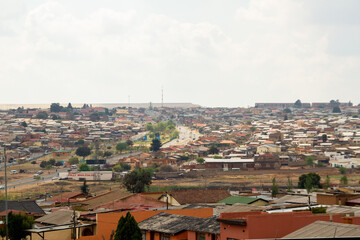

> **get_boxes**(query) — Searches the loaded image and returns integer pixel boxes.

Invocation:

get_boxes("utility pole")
[72,209,77,240]
[161,87,163,108]
[4,147,8,240]
[166,194,168,210]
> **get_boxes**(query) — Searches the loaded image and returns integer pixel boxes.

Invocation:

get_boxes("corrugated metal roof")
[283,221,360,239]
[205,158,254,163]
[217,203,266,214]
[272,195,316,204]
[326,205,360,216]
[138,212,220,235]
[35,209,73,225]
[218,196,266,205]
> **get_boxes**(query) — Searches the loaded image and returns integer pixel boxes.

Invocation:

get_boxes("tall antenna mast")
[161,86,164,108]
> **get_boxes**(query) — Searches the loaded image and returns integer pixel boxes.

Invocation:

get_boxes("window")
[196,233,205,240]
[160,233,171,240]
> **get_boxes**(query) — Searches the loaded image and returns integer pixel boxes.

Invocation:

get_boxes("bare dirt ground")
[152,167,360,190]
[1,167,359,200]
[0,179,124,200]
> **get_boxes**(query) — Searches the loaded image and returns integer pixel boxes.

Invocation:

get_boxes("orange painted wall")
[172,231,188,239]
[95,208,213,240]
[219,211,351,240]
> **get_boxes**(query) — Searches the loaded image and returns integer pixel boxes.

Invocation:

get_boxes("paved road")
[130,131,147,141]
[162,126,201,148]
[1,169,69,190]
[0,152,51,169]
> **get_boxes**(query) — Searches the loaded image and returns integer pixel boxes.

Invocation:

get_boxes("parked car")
[33,174,39,179]
[10,170,17,174]
[37,170,43,175]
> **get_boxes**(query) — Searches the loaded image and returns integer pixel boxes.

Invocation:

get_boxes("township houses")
[158,189,231,205]
[204,158,255,171]
[73,206,360,240]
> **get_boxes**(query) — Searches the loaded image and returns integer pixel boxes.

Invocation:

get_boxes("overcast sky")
[1,0,360,107]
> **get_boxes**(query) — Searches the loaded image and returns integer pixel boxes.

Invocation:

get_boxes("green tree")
[123,168,152,193]
[145,123,153,131]
[47,159,55,166]
[150,139,161,152]
[298,173,321,189]
[78,163,90,171]
[113,162,131,172]
[171,130,180,139]
[113,164,123,172]
[330,99,340,107]
[81,179,89,194]
[283,108,291,113]
[287,177,293,192]
[114,212,142,240]
[322,134,327,143]
[50,103,63,112]
[339,166,346,175]
[196,157,205,164]
[305,175,313,193]
[340,175,348,185]
[213,155,223,159]
[21,121,27,127]
[271,177,278,198]
[208,145,219,154]
[75,146,91,159]
[16,107,24,113]
[311,207,327,214]
[36,111,48,119]
[323,175,331,189]
[55,161,63,166]
[51,114,60,120]
[317,161,324,167]
[67,103,73,109]
[126,139,133,146]
[305,156,314,167]
[5,212,34,240]
[69,156,79,165]
[159,165,176,172]
[294,99,302,108]
[333,106,341,113]
[40,160,47,168]
[116,142,128,153]
[120,162,131,171]
[103,151,113,157]
[90,112,100,121]
[75,139,85,145]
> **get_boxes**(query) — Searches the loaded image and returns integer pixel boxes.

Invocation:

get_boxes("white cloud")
[0,0,359,106]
